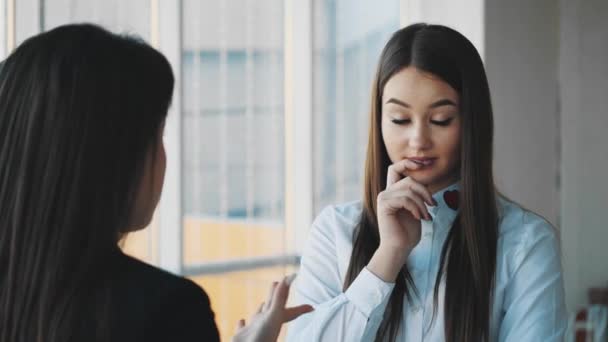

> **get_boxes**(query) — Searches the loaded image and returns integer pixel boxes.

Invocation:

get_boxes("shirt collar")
[425,182,460,228]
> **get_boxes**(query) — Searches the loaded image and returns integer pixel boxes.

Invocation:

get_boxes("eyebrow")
[385,98,458,109]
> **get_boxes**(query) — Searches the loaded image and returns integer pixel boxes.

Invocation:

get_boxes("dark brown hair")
[0,24,174,342]
[343,23,498,341]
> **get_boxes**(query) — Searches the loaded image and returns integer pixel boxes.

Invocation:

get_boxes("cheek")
[440,127,461,164]
[381,119,405,156]
[157,144,166,188]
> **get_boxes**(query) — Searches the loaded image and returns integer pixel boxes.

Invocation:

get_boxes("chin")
[407,171,439,184]
[408,170,455,189]
[125,214,154,232]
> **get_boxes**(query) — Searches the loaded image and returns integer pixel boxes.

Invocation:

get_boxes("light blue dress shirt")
[286,183,567,341]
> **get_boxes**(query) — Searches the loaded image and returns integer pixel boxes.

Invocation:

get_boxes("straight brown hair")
[343,23,498,341]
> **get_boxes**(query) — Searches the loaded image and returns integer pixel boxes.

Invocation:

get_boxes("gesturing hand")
[231,274,313,342]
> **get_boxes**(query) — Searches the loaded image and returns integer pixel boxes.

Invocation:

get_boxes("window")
[312,0,400,213]
[180,0,291,339]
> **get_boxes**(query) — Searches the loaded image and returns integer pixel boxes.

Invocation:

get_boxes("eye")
[391,118,411,125]
[430,118,454,126]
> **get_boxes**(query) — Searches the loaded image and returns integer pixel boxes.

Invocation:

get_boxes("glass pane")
[43,0,150,41]
[181,1,286,340]
[312,0,400,214]
[0,0,6,59]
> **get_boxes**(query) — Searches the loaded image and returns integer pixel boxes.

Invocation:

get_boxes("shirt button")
[424,231,432,238]
[412,306,421,314]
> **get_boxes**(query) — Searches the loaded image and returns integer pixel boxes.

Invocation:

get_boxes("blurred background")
[0,0,606,340]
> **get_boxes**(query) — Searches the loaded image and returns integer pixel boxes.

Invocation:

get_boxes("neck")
[427,174,460,194]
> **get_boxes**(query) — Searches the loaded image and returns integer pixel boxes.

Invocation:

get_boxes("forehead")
[382,67,459,105]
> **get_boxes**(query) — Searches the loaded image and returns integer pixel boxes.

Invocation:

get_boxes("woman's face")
[128,122,166,231]
[381,67,461,193]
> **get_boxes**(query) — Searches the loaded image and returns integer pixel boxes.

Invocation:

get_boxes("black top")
[109,251,220,342]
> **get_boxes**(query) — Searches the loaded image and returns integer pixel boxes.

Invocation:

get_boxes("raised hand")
[367,159,435,282]
[231,274,313,342]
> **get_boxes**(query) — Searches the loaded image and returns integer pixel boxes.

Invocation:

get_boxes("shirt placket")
[409,218,434,342]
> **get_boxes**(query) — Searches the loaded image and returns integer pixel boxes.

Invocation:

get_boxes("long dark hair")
[0,24,174,342]
[343,23,498,341]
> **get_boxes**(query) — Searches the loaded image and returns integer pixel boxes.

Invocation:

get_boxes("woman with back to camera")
[0,23,311,342]
[286,23,567,341]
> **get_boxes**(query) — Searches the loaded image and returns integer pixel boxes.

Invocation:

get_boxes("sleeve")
[286,206,395,342]
[498,219,568,342]
[146,279,221,342]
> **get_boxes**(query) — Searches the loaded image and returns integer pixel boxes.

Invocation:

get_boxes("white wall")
[560,0,608,311]
[485,0,608,312]
[485,0,560,226]
[401,0,485,57]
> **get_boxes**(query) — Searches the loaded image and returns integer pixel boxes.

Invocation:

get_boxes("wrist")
[367,246,410,282]
[378,243,411,260]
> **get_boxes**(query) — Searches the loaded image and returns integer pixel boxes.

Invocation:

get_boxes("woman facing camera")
[287,23,567,341]
[0,24,310,342]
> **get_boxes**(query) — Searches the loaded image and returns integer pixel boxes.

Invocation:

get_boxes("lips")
[408,157,437,167]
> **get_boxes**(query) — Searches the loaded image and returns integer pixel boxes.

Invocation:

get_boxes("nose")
[408,122,432,150]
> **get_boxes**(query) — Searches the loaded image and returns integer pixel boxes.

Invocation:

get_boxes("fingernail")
[285,273,297,286]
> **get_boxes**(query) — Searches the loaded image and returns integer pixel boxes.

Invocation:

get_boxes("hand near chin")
[376,159,436,253]
[367,159,436,282]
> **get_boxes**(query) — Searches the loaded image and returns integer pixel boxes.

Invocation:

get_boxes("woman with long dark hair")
[287,23,567,341]
[0,23,310,342]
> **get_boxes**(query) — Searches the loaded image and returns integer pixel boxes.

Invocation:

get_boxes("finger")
[263,281,279,311]
[383,191,429,220]
[404,180,435,206]
[284,273,297,286]
[390,176,435,206]
[402,197,425,221]
[403,190,431,220]
[386,159,423,188]
[386,164,403,188]
[283,305,315,322]
[270,278,290,311]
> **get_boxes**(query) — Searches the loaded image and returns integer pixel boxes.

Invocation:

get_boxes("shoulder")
[496,196,558,242]
[310,200,362,244]
[312,200,362,234]
[114,253,220,342]
[495,196,561,274]
[117,253,203,296]
[302,201,362,277]
[117,253,213,309]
